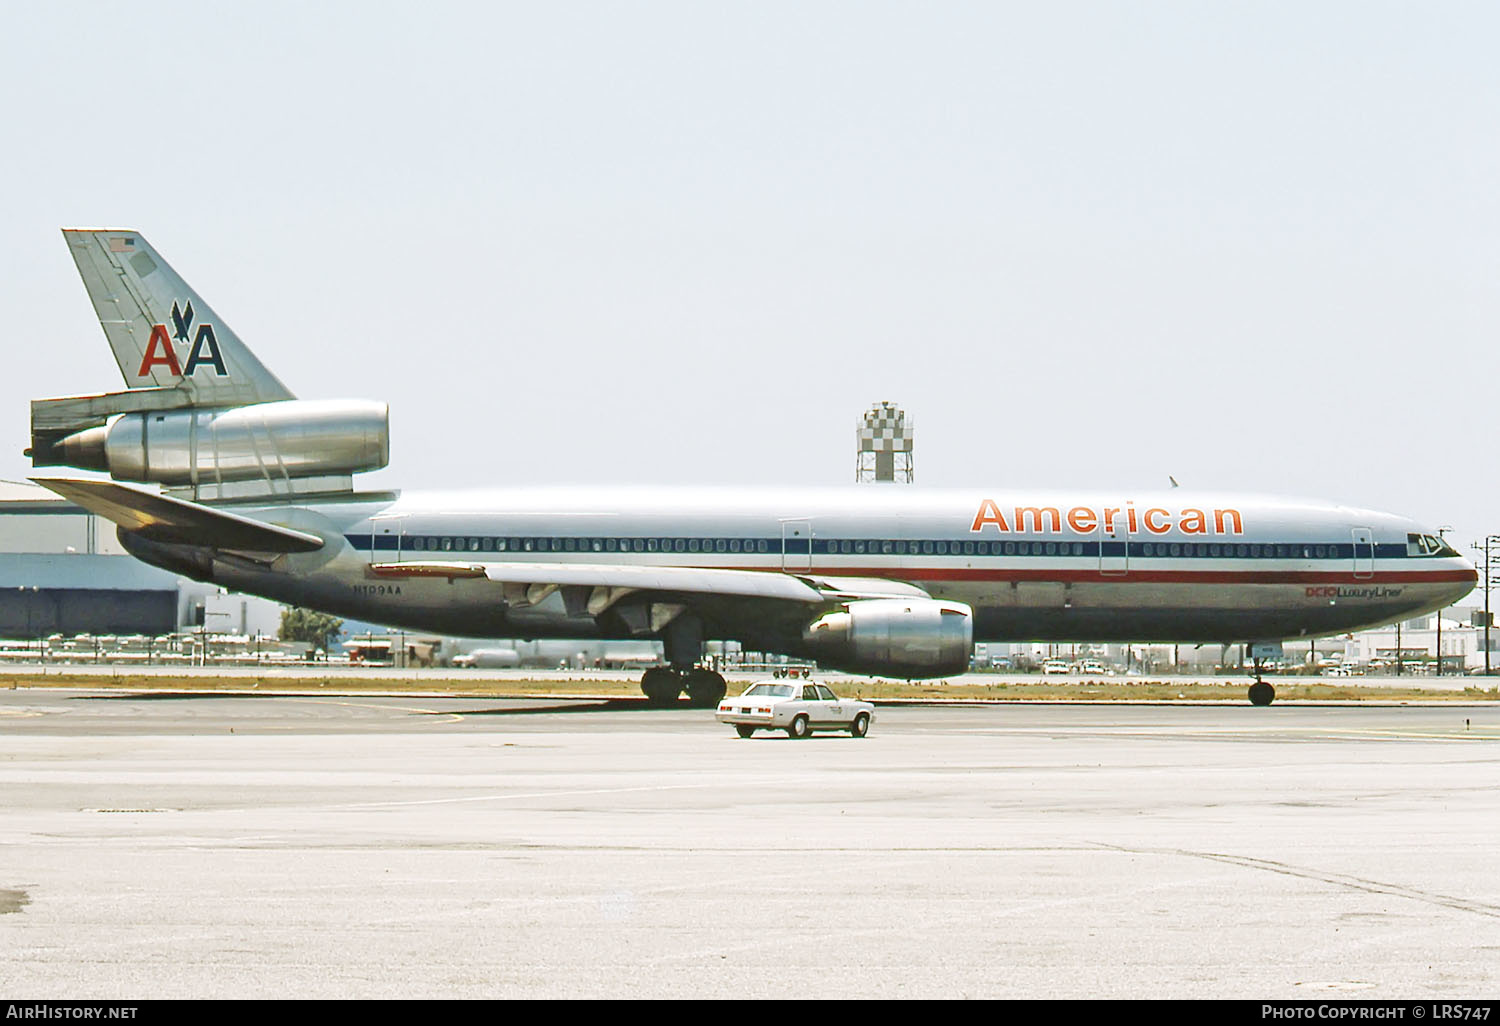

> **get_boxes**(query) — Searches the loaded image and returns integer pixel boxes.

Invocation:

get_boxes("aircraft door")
[1100,513,1130,576]
[1352,527,1375,579]
[371,513,407,563]
[782,518,813,572]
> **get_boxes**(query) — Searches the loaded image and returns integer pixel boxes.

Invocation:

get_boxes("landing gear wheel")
[787,714,810,739]
[849,712,870,738]
[1248,681,1276,706]
[640,667,682,705]
[735,725,756,739]
[683,669,728,708]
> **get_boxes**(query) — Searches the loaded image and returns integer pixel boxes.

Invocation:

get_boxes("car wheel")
[786,714,810,739]
[849,712,870,738]
[735,725,755,739]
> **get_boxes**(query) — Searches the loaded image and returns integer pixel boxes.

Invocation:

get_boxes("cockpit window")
[1408,533,1459,558]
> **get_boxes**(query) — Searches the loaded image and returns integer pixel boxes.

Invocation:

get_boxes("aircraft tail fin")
[62,229,295,407]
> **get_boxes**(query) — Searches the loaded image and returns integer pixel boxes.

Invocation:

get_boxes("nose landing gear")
[1248,657,1275,706]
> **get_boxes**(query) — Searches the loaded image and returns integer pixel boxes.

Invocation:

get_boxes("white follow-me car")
[716,679,875,739]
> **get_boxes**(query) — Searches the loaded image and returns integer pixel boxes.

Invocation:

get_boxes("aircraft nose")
[1398,520,1477,600]
[1444,548,1479,604]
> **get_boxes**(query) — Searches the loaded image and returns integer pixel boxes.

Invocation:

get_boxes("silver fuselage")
[146,486,1475,652]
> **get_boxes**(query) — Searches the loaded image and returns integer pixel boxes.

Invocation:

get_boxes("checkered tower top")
[857,402,913,453]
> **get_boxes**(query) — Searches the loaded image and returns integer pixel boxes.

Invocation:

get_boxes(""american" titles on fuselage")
[971,500,1243,537]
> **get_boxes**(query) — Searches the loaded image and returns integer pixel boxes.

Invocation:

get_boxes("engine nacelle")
[802,598,973,678]
[40,399,389,487]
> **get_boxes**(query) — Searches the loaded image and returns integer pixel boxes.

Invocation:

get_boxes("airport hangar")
[0,478,278,640]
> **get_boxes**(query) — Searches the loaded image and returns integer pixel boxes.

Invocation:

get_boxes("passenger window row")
[1138,542,1348,559]
[382,535,1379,560]
[407,536,776,555]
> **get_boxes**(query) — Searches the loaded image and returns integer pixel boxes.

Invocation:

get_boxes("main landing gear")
[639,666,728,707]
[1248,657,1275,706]
[638,614,728,707]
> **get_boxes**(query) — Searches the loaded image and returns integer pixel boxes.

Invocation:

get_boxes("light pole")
[200,610,231,667]
[1474,535,1500,677]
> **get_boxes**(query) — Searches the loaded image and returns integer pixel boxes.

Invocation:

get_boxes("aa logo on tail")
[137,300,227,377]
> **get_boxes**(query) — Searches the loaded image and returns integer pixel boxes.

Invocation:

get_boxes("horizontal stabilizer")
[31,387,194,434]
[32,477,325,553]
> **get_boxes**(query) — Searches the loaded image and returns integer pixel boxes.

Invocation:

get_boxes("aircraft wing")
[374,561,825,600]
[32,477,325,553]
[368,561,931,618]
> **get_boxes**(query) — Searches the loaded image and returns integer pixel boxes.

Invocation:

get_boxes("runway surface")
[2,689,1499,999]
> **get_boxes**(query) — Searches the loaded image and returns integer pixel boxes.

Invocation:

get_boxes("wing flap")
[32,477,325,553]
[799,575,931,600]
[368,562,934,607]
[370,560,826,602]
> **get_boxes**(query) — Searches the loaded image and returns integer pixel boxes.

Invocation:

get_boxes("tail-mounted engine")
[28,396,388,499]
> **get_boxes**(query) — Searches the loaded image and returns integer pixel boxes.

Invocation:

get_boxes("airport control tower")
[856,401,913,483]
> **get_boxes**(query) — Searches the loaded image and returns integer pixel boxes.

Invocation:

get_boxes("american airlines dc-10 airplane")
[26,230,1476,706]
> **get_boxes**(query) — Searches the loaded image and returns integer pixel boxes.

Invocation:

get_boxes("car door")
[800,684,830,726]
[815,684,844,724]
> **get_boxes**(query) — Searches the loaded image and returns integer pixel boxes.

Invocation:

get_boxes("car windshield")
[745,683,795,698]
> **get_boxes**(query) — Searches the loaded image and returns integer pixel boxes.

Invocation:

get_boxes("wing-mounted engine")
[29,398,389,500]
[801,598,974,678]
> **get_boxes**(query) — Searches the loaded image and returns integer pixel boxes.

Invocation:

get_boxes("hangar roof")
[0,552,177,590]
[0,479,68,507]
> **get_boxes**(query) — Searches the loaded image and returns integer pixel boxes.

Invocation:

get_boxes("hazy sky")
[3,3,1497,571]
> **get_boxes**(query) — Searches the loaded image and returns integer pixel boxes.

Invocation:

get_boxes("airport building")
[992,610,1498,676]
[0,479,280,640]
[1338,613,1500,675]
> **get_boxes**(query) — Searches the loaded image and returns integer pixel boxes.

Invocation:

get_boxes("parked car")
[1041,659,1072,675]
[716,679,874,739]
